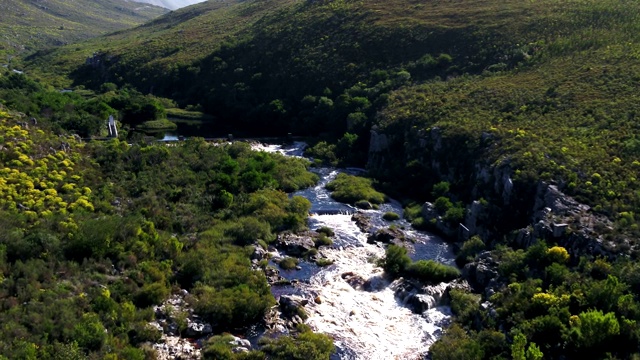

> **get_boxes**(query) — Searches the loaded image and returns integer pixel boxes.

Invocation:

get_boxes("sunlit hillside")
[0,0,167,61]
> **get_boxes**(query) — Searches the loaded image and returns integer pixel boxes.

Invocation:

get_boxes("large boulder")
[352,212,372,233]
[275,232,315,257]
[279,295,308,318]
[251,244,267,261]
[462,251,500,297]
[367,227,406,244]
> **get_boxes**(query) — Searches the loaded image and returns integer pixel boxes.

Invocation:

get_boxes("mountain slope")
[30,0,578,128]
[132,0,207,10]
[25,0,640,225]
[0,0,167,59]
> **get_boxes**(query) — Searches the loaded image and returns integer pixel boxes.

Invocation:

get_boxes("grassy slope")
[25,0,640,226]
[0,0,167,60]
[374,0,640,229]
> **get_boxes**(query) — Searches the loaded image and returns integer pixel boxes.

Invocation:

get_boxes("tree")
[381,245,411,277]
[574,309,620,349]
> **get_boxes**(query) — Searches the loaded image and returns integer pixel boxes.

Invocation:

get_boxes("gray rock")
[185,319,212,337]
[275,232,315,257]
[279,295,308,318]
[251,245,267,261]
[351,212,372,233]
[367,227,405,244]
[553,223,569,238]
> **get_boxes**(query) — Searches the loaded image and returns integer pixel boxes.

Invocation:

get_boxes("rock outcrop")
[275,231,315,257]
[265,295,310,332]
[367,227,407,245]
[150,292,212,360]
[391,278,468,314]
[352,211,373,233]
[462,251,501,298]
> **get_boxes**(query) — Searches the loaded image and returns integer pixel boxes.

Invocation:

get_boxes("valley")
[2,0,640,359]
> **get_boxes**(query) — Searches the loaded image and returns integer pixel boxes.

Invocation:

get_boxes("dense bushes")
[406,260,460,283]
[381,245,459,283]
[433,241,640,359]
[325,173,385,205]
[0,106,327,359]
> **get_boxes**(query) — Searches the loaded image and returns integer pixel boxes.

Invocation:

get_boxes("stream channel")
[251,141,457,360]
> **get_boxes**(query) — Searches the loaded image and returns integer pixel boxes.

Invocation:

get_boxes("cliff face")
[367,126,625,258]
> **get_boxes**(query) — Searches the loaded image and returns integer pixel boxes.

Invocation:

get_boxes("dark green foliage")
[381,244,460,282]
[326,173,385,205]
[456,235,486,266]
[316,226,334,237]
[406,260,460,283]
[192,284,274,332]
[382,212,400,221]
[314,234,333,247]
[449,289,481,327]
[402,203,423,221]
[434,197,453,213]
[228,217,273,246]
[72,314,106,351]
[430,324,485,360]
[279,257,298,270]
[260,325,334,360]
[380,245,411,278]
[432,181,450,198]
[315,258,334,267]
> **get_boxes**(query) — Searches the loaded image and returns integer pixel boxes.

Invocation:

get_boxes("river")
[252,141,456,360]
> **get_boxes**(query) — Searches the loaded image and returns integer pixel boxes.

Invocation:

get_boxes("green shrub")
[279,257,299,270]
[355,200,373,209]
[444,206,466,223]
[326,173,385,205]
[314,234,333,247]
[260,326,334,360]
[406,260,460,283]
[381,245,411,277]
[134,282,170,308]
[411,216,429,230]
[383,212,400,221]
[316,258,334,267]
[316,226,335,237]
[449,289,481,326]
[304,248,318,258]
[432,181,450,198]
[456,235,485,266]
[137,119,177,131]
[434,196,453,213]
[403,203,423,221]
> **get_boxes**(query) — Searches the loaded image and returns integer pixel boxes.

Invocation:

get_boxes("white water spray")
[252,142,455,359]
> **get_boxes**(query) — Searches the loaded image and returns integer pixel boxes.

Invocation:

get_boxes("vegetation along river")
[252,141,457,360]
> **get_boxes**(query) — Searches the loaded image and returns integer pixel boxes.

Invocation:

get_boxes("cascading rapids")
[252,141,455,360]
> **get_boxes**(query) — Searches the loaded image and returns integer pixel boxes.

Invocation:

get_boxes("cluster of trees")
[430,238,640,359]
[0,72,167,138]
[0,104,332,359]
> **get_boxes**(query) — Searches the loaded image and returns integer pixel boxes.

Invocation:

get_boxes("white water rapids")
[252,142,455,359]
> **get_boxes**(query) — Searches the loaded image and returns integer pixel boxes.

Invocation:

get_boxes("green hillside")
[27,0,640,221]
[10,0,640,359]
[0,0,167,61]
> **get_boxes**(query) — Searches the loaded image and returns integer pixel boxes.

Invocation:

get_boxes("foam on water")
[303,214,449,360]
[252,142,454,359]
